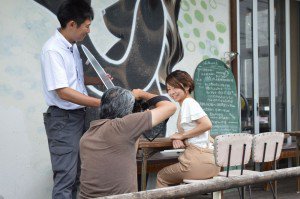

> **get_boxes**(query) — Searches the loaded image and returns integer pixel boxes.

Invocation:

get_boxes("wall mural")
[34,0,229,95]
[0,0,229,198]
[35,0,184,96]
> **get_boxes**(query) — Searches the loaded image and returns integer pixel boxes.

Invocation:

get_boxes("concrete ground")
[145,174,299,199]
[186,177,300,199]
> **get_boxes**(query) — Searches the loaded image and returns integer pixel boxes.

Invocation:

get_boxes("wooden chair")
[248,132,284,199]
[184,133,253,199]
[219,132,284,198]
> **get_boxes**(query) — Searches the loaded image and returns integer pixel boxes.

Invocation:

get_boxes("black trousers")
[43,106,85,199]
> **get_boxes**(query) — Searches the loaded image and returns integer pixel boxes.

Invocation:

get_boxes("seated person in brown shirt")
[79,86,176,198]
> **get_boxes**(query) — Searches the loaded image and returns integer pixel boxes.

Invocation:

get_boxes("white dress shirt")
[41,29,87,110]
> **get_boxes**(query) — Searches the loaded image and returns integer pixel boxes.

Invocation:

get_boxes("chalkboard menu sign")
[194,58,240,135]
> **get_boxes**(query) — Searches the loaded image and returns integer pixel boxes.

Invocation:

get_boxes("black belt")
[49,106,86,112]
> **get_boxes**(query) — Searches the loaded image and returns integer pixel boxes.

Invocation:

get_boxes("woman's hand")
[172,139,185,149]
[170,132,185,140]
[132,89,143,100]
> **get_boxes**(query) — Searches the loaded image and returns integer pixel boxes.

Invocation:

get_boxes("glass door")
[238,0,290,134]
[239,0,254,133]
[257,0,270,133]
[274,0,287,132]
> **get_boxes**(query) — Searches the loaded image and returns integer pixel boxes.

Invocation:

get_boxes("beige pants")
[156,144,220,188]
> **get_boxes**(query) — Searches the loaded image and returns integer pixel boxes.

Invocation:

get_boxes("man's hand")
[106,73,113,81]
[172,139,185,149]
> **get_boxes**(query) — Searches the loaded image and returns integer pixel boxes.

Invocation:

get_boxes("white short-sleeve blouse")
[178,98,213,149]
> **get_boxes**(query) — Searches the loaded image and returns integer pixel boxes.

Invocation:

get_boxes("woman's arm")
[170,116,212,140]
[132,89,177,127]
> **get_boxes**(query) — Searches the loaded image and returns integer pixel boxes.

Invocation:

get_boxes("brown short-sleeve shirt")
[79,111,152,198]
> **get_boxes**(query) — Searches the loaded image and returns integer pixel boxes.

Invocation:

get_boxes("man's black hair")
[57,0,94,28]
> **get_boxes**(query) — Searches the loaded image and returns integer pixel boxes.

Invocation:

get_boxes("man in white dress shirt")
[40,1,103,198]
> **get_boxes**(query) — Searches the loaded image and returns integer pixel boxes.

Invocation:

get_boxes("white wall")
[0,1,57,198]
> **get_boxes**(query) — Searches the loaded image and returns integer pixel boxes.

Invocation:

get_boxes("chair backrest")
[214,133,253,167]
[252,132,284,163]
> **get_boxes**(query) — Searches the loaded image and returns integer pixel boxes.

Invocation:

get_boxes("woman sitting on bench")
[156,70,220,188]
